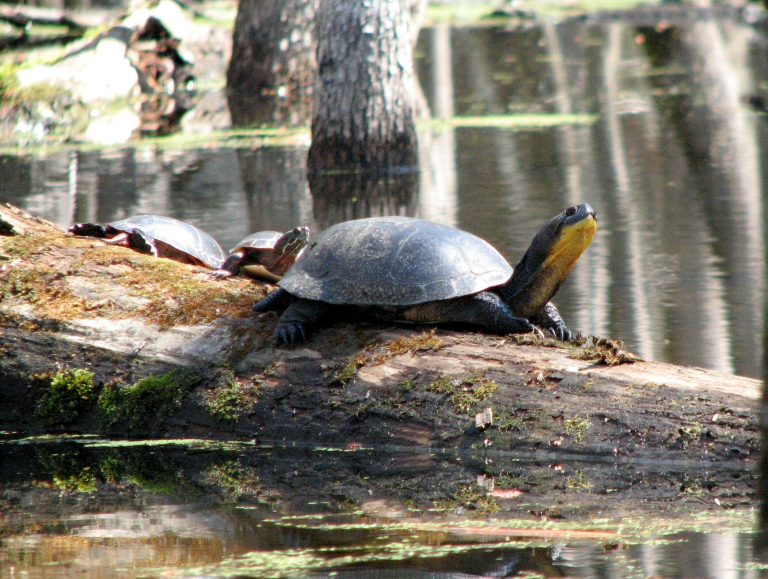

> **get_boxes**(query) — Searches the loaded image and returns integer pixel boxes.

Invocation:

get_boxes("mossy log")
[0,203,759,464]
[1,202,760,515]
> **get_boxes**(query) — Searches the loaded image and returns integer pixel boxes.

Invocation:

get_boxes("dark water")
[2,13,765,377]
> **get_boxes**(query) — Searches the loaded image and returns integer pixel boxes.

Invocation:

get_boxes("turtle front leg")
[273,298,336,346]
[211,253,245,279]
[402,292,535,336]
[530,302,573,341]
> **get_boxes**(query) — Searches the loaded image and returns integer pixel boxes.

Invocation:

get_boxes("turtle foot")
[210,269,234,280]
[275,321,309,347]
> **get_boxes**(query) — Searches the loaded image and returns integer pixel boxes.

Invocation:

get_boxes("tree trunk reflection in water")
[544,19,610,338]
[236,148,313,235]
[602,22,658,362]
[676,19,764,375]
[417,24,458,227]
[309,171,418,232]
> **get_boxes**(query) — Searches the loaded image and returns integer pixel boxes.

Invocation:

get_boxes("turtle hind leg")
[273,298,336,346]
[253,287,293,312]
[401,291,534,335]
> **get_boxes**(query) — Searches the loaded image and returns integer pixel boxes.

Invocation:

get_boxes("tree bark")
[226,0,317,127]
[307,0,418,172]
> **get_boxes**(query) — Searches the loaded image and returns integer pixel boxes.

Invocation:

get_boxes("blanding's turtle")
[253,204,596,346]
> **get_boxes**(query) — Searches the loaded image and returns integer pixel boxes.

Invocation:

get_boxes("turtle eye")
[565,206,578,217]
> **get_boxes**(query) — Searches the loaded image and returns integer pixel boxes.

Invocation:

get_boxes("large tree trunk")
[307,0,418,172]
[226,0,317,127]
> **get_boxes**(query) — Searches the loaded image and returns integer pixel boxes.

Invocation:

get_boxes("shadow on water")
[0,435,760,578]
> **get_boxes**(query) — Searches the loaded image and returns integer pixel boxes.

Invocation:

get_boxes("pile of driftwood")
[127,16,195,134]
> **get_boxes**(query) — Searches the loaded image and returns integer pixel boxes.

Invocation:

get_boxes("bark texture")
[307,0,418,171]
[226,0,317,127]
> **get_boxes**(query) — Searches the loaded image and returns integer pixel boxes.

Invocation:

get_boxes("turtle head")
[270,226,310,276]
[501,203,596,318]
[276,226,310,259]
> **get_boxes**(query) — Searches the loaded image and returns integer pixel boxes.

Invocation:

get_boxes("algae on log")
[0,203,760,471]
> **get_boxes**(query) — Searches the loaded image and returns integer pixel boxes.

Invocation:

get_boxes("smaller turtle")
[69,215,226,269]
[212,227,310,282]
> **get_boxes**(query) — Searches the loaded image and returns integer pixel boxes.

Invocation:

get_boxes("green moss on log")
[35,366,96,424]
[97,369,201,430]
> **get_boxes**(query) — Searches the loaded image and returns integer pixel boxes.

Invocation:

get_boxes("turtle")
[211,227,310,282]
[68,215,227,269]
[252,203,597,346]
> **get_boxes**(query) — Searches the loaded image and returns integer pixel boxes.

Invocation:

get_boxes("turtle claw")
[275,321,308,347]
[531,326,546,339]
[210,269,234,280]
[547,324,573,341]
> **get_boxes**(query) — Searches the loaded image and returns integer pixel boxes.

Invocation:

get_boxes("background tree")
[226,0,318,127]
[307,0,418,173]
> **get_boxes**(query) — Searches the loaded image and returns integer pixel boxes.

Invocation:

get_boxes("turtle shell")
[279,217,513,306]
[108,215,226,269]
[230,231,283,253]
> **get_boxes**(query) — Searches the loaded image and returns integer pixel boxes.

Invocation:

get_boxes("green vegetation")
[427,375,455,395]
[427,373,498,414]
[677,423,704,447]
[98,369,200,430]
[34,444,99,492]
[564,415,592,442]
[35,367,96,424]
[496,411,526,432]
[452,484,501,514]
[439,114,597,129]
[566,470,593,491]
[204,461,262,502]
[51,466,97,492]
[204,372,260,422]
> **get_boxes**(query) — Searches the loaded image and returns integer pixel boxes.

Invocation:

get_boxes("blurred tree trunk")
[226,0,317,127]
[307,0,418,173]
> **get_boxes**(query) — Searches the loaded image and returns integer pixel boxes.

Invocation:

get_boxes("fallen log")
[0,202,759,515]
[0,202,759,456]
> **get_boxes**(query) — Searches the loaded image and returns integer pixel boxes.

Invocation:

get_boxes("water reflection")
[0,437,758,579]
[1,9,766,376]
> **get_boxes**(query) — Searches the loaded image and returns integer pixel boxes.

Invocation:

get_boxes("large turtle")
[69,215,226,269]
[253,203,597,346]
[212,227,310,282]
